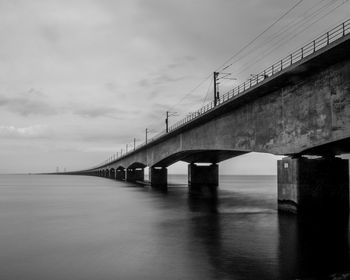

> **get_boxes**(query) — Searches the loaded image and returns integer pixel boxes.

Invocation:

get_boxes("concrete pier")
[110,168,115,179]
[149,167,167,189]
[188,163,218,197]
[277,157,349,214]
[116,169,125,181]
[126,168,144,183]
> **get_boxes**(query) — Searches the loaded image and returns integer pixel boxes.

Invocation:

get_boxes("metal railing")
[94,18,350,170]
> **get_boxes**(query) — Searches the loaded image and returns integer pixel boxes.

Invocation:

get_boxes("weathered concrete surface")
[149,167,167,189]
[278,157,349,213]
[188,164,218,197]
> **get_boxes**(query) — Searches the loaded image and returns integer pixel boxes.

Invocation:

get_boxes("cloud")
[104,82,121,94]
[0,125,51,139]
[73,106,124,119]
[0,89,58,116]
[0,89,127,119]
[137,74,187,89]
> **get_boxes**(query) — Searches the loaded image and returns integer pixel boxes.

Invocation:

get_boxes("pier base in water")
[188,163,218,197]
[126,168,144,183]
[115,169,125,181]
[277,157,349,214]
[150,167,167,189]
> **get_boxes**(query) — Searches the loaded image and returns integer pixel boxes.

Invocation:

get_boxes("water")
[0,174,349,280]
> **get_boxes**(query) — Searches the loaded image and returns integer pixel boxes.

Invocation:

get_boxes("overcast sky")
[0,0,349,174]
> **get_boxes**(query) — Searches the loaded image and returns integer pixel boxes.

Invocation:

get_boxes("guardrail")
[93,18,350,170]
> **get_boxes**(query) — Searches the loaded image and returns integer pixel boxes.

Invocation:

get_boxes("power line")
[167,73,212,111]
[220,0,333,74]
[234,0,349,78]
[201,79,213,107]
[232,0,339,75]
[216,0,304,72]
[167,1,304,112]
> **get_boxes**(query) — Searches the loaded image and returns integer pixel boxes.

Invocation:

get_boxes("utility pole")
[145,128,148,144]
[165,111,178,133]
[165,111,169,133]
[214,71,219,106]
[134,138,136,151]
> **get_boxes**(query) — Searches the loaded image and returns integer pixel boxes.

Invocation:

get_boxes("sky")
[0,0,349,174]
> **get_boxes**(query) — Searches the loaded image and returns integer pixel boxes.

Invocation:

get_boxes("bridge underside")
[300,137,350,156]
[153,150,247,167]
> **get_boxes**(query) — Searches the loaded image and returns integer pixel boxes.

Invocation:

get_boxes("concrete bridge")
[68,20,350,214]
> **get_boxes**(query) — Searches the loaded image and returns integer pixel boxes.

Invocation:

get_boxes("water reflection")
[1,175,350,280]
[181,184,350,279]
[187,194,219,213]
[184,189,280,279]
[278,213,350,279]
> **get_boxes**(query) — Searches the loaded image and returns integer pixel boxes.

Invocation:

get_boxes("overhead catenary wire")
[167,73,212,111]
[167,0,304,112]
[201,79,214,107]
[216,0,304,72]
[220,0,334,74]
[231,0,342,76]
[233,0,350,79]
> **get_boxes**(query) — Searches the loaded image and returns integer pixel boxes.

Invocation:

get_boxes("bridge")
[67,19,350,214]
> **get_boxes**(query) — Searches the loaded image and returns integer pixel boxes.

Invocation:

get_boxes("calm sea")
[0,174,349,280]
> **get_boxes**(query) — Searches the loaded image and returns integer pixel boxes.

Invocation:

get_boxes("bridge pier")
[126,168,144,183]
[188,163,218,197]
[110,168,115,179]
[150,167,167,189]
[116,169,125,181]
[278,156,349,214]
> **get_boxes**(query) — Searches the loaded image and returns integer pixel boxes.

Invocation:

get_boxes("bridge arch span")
[115,166,125,181]
[127,162,147,170]
[150,149,248,168]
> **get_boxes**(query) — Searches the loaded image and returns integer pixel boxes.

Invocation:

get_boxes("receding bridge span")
[67,20,350,214]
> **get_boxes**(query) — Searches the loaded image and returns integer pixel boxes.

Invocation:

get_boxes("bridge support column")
[110,169,115,179]
[188,163,218,197]
[278,157,349,214]
[116,169,125,181]
[126,168,144,183]
[150,167,167,189]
